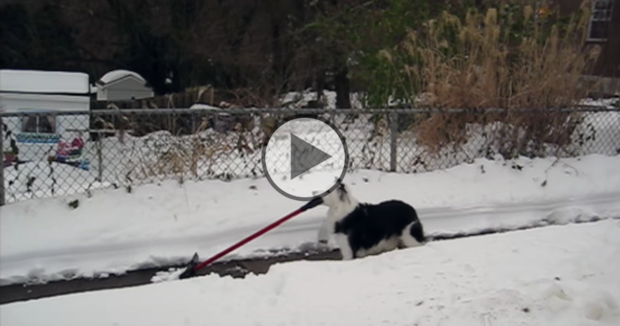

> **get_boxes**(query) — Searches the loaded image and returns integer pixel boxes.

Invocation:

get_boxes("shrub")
[378,0,601,158]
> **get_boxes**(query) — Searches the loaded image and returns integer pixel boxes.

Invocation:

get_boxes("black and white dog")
[314,182,426,260]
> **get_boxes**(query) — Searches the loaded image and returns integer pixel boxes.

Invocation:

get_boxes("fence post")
[97,132,103,182]
[389,110,398,172]
[1,116,5,206]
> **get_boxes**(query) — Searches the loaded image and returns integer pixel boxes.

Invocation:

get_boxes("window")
[587,0,614,41]
[22,114,56,134]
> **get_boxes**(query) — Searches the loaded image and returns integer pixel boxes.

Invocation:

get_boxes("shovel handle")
[190,197,323,273]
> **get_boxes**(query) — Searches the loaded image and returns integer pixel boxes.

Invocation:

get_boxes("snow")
[189,103,224,111]
[279,89,366,109]
[2,153,620,286]
[264,117,347,197]
[0,69,90,94]
[2,220,619,326]
[2,91,619,286]
[98,69,146,84]
[3,161,113,202]
[1,91,619,324]
[580,97,619,108]
[278,90,619,110]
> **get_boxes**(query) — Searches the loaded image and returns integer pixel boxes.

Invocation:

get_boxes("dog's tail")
[409,220,427,244]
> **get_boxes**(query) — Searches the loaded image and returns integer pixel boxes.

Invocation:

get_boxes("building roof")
[0,69,90,94]
[96,70,147,86]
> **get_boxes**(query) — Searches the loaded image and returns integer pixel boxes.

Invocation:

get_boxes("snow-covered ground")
[2,153,620,286]
[2,91,619,287]
[2,219,619,326]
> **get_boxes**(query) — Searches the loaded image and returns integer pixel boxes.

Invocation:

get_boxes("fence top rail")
[1,105,619,117]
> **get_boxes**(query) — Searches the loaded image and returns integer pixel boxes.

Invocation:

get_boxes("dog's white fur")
[315,185,360,259]
[314,183,425,260]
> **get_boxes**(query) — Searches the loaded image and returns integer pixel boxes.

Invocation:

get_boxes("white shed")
[95,70,154,101]
[1,69,90,152]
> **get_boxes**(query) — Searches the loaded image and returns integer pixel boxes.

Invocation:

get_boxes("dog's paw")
[340,254,354,261]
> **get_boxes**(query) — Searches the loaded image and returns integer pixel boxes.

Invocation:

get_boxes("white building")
[95,70,154,101]
[1,69,91,160]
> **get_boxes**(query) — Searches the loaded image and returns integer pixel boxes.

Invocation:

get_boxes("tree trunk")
[271,17,285,93]
[315,69,325,103]
[334,65,351,109]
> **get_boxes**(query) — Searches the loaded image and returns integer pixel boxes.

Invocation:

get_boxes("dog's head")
[312,181,355,209]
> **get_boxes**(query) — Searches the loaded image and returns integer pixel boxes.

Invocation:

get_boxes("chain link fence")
[2,106,620,204]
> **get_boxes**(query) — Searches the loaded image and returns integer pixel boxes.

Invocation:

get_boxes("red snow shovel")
[177,196,324,280]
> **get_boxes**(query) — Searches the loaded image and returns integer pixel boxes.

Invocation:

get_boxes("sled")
[49,136,90,171]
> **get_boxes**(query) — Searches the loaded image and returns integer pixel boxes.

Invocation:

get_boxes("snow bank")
[2,220,619,326]
[2,154,620,286]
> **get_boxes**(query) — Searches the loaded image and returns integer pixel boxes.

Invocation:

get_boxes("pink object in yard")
[57,142,70,156]
[71,137,84,149]
[56,137,85,157]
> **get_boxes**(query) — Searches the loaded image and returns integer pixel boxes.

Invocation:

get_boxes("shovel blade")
[178,252,201,280]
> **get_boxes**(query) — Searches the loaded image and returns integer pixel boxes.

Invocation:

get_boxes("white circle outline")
[261,115,349,201]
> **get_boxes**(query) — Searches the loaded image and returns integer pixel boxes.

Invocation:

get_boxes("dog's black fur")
[318,183,426,260]
[334,200,426,258]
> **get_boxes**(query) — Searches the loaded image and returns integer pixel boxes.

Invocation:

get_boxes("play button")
[262,116,349,201]
[290,134,332,179]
